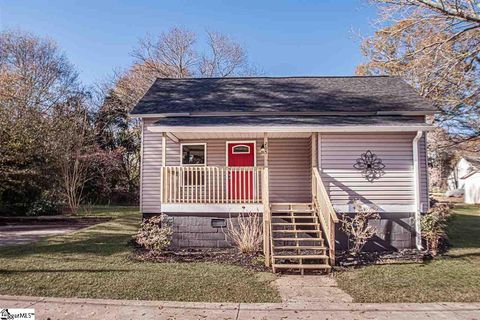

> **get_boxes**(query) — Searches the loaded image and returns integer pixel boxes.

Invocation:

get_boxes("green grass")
[75,205,140,218]
[0,209,279,302]
[335,204,480,303]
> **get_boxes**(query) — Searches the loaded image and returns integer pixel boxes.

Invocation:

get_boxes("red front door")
[227,142,255,201]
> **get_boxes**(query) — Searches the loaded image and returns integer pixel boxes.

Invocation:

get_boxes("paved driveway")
[0,295,478,320]
[0,224,84,246]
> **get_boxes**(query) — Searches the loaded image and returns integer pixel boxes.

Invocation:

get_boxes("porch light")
[260,143,268,154]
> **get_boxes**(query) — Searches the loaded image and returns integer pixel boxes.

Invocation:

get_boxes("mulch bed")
[336,249,428,268]
[131,247,269,272]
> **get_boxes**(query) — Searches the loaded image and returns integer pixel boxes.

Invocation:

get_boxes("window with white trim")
[181,144,206,166]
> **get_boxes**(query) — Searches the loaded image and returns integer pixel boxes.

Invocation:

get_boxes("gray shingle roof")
[154,115,429,128]
[131,76,437,115]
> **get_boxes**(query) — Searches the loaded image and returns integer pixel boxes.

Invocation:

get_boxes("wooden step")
[272,215,316,219]
[273,245,326,250]
[273,237,324,242]
[272,229,321,234]
[271,222,319,226]
[271,209,314,213]
[271,202,312,206]
[273,254,328,259]
[273,264,331,270]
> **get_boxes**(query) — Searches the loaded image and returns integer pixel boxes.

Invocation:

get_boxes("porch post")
[263,132,269,167]
[161,133,167,203]
[311,133,318,201]
[262,132,271,267]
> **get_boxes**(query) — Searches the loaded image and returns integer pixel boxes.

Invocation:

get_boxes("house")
[130,76,435,273]
[449,156,480,204]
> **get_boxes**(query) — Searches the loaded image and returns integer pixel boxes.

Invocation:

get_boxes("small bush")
[134,215,173,252]
[26,198,62,216]
[340,199,380,255]
[225,212,262,254]
[421,203,451,256]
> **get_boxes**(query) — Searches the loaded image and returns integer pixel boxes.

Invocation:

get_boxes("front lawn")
[0,208,279,302]
[335,204,480,302]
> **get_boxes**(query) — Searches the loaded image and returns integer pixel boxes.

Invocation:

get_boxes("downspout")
[412,131,423,250]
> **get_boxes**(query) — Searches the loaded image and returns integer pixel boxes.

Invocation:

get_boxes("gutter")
[412,131,423,250]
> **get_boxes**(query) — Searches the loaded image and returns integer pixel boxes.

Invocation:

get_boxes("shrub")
[340,199,380,255]
[134,215,173,252]
[26,198,62,216]
[421,203,451,256]
[225,212,262,254]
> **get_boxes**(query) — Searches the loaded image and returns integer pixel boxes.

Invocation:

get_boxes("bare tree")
[131,27,197,78]
[358,0,480,141]
[53,95,93,214]
[0,29,79,111]
[199,30,250,77]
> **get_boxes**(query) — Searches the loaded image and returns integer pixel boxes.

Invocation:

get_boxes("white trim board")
[161,203,264,213]
[333,204,415,213]
[148,125,433,133]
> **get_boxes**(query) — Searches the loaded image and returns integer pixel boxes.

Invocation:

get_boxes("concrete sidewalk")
[1,295,479,320]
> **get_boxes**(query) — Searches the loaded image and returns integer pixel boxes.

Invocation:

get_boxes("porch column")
[311,133,318,201]
[161,133,166,203]
[262,132,271,267]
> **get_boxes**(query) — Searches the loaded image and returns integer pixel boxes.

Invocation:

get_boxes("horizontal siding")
[141,119,163,213]
[269,138,311,203]
[319,132,425,212]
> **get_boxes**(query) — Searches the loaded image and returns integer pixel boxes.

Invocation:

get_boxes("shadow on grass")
[0,268,133,274]
[447,206,480,249]
[0,215,140,258]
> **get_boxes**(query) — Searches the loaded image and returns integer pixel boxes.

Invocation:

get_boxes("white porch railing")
[312,167,340,265]
[161,166,265,204]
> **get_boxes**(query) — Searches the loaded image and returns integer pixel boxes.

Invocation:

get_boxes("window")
[232,145,250,154]
[181,144,206,166]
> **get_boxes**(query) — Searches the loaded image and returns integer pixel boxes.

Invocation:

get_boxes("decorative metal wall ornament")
[353,150,385,182]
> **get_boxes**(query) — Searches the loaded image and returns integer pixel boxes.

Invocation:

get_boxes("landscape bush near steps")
[133,215,173,252]
[224,211,263,254]
[421,203,452,256]
[340,199,381,256]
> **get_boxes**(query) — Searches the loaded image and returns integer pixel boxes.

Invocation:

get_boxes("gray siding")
[141,119,163,213]
[318,132,428,213]
[268,138,312,203]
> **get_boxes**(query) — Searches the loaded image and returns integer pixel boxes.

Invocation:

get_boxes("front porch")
[149,129,338,272]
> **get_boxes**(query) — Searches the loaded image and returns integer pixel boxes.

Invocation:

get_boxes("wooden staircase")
[270,203,332,274]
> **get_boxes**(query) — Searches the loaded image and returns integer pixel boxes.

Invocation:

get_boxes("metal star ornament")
[353,150,385,182]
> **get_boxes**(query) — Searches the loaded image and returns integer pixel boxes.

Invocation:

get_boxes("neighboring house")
[130,76,435,273]
[449,156,480,204]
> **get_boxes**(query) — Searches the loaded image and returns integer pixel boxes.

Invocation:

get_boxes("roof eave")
[147,124,434,133]
[129,110,436,118]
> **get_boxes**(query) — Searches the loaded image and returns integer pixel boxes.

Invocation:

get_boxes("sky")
[0,0,378,86]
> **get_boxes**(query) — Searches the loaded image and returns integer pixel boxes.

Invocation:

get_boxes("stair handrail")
[312,167,339,265]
